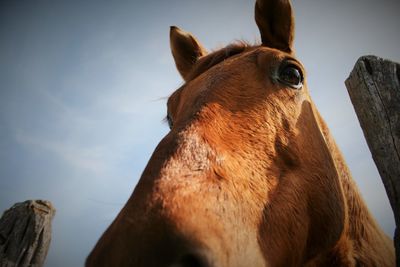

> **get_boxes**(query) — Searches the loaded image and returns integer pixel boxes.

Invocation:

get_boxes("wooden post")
[0,200,55,267]
[345,55,400,266]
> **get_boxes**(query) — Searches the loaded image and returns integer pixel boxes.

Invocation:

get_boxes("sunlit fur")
[86,0,395,266]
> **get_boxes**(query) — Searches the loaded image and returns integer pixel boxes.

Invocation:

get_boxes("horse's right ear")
[170,26,207,81]
[255,0,295,53]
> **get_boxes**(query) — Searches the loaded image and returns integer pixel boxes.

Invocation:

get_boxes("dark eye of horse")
[278,64,303,89]
[166,114,173,129]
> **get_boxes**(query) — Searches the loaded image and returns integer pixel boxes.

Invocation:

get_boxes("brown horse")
[86,0,395,266]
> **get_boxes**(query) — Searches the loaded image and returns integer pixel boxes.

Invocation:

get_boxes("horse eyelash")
[162,114,174,129]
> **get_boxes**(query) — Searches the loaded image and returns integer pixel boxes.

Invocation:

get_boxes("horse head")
[86,1,394,266]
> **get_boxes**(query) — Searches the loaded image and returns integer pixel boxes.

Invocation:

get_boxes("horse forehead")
[182,49,260,95]
[195,47,293,85]
[185,45,270,83]
[180,46,294,94]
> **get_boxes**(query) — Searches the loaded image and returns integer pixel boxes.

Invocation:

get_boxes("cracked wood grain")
[0,200,55,267]
[345,55,400,266]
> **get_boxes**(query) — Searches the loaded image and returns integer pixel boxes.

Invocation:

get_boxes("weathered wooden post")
[0,200,55,267]
[345,55,400,266]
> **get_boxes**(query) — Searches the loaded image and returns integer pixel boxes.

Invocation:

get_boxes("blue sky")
[0,1,399,266]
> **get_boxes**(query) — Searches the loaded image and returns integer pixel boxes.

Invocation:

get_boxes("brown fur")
[86,0,395,266]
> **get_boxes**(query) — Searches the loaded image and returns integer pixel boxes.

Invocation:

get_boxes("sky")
[0,1,399,266]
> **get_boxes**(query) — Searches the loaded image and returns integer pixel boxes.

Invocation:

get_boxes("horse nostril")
[172,252,210,267]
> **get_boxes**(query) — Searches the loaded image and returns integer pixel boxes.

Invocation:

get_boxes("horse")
[86,0,395,266]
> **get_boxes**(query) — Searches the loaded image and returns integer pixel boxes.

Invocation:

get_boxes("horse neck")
[314,108,394,265]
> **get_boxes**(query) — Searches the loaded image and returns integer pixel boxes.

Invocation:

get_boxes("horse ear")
[170,26,207,81]
[255,0,295,53]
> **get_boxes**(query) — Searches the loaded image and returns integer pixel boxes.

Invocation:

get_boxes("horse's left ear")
[170,26,207,81]
[255,0,295,53]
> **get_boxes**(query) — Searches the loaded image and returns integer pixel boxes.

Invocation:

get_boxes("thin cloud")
[14,131,109,174]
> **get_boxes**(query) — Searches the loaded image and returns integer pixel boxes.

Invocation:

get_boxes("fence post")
[0,200,55,267]
[345,55,400,266]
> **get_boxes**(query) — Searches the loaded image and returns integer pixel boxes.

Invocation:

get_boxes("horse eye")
[278,64,303,89]
[166,114,173,129]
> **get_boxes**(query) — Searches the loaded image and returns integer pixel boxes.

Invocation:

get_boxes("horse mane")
[185,41,253,82]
